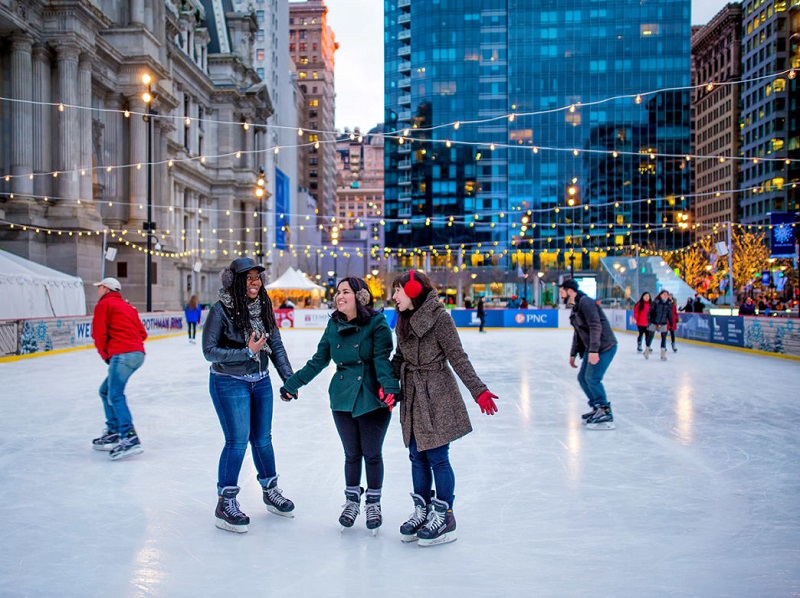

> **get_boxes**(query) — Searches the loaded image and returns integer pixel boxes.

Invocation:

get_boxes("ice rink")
[1,326,798,597]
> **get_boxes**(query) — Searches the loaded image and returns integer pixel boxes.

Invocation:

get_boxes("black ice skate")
[109,430,143,460]
[672,342,678,353]
[585,405,615,430]
[339,487,363,529]
[400,493,429,543]
[364,489,382,535]
[92,428,119,451]
[261,475,295,518]
[417,498,457,547]
[581,406,598,423]
[215,486,249,533]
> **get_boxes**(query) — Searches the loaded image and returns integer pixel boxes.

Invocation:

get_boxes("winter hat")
[94,277,121,292]
[559,278,579,292]
[220,257,265,289]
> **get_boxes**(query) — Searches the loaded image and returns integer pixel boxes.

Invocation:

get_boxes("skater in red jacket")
[667,292,679,352]
[633,292,651,353]
[90,277,148,460]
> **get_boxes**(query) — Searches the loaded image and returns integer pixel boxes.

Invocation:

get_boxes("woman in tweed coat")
[383,270,498,546]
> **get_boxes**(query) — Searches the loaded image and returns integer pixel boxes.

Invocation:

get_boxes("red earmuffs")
[404,270,423,298]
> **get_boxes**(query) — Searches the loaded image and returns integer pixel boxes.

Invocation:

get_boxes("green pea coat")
[283,313,400,417]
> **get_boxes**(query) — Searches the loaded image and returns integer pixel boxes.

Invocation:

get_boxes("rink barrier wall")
[2,307,798,359]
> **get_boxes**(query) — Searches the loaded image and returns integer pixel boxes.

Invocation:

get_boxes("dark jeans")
[187,322,197,339]
[409,436,455,507]
[577,344,617,409]
[209,373,277,490]
[331,408,391,490]
[636,325,647,346]
[99,351,145,437]
[646,327,668,349]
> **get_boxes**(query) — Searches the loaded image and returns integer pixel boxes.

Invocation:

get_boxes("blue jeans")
[209,373,277,490]
[99,351,145,437]
[577,344,617,408]
[409,436,455,507]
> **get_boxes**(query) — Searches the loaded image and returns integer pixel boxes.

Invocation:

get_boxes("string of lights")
[1,67,796,183]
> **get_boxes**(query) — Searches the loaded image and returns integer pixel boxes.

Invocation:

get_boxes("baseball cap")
[94,277,121,292]
[559,278,579,292]
[229,257,266,274]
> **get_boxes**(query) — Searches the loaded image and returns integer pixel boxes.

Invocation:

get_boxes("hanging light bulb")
[635,95,642,104]
[454,121,460,130]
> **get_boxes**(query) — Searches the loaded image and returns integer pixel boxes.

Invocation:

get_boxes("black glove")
[279,387,297,402]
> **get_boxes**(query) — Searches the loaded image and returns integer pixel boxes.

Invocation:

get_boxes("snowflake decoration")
[774,225,792,244]
[36,321,48,341]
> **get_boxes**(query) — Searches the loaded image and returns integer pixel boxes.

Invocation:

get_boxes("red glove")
[476,390,498,415]
[378,388,396,412]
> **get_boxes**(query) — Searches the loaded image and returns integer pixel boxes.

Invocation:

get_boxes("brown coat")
[392,290,488,451]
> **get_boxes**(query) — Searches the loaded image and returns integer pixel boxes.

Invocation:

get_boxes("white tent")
[265,267,326,292]
[0,249,87,319]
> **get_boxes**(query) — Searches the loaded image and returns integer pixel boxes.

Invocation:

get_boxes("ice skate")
[585,405,615,430]
[643,347,651,359]
[581,406,598,423]
[215,486,249,533]
[364,490,382,535]
[660,348,667,361]
[339,487,362,530]
[400,493,429,542]
[417,498,457,547]
[672,342,677,353]
[92,428,119,451]
[637,341,642,352]
[261,475,295,518]
[109,430,143,460]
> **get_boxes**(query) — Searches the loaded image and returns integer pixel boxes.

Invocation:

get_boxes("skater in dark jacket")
[560,278,618,430]
[633,292,651,352]
[280,277,400,533]
[476,295,486,333]
[389,270,498,546]
[202,258,296,534]
[644,289,674,361]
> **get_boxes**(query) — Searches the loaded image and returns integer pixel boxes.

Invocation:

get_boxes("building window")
[257,49,265,61]
[117,262,128,278]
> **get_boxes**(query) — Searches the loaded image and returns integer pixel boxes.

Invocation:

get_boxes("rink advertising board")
[710,316,745,347]
[503,309,559,328]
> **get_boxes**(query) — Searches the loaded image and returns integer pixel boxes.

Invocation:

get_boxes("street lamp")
[255,168,265,259]
[142,73,156,312]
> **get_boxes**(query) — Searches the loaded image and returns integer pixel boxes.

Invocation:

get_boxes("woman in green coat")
[280,277,400,533]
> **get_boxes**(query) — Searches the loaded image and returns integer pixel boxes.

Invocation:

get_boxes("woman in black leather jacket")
[202,257,295,533]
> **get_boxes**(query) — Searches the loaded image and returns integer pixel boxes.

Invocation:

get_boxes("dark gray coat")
[392,291,488,451]
[569,292,618,358]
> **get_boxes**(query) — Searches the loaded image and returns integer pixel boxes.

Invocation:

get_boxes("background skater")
[559,278,618,430]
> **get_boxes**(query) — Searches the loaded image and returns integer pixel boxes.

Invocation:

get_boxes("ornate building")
[691,3,744,233]
[0,0,276,311]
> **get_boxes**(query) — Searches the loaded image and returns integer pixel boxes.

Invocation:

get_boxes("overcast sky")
[323,0,735,132]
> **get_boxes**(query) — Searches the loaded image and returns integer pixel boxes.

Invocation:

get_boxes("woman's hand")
[247,331,267,354]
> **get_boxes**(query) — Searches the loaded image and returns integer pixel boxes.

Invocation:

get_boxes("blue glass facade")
[384,0,692,271]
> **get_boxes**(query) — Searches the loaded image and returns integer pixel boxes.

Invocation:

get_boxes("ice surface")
[1,328,799,597]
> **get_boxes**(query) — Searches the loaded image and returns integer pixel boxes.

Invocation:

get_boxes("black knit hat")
[560,278,580,292]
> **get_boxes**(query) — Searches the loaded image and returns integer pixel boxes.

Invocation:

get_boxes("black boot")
[339,486,363,528]
[215,486,249,533]
[417,498,457,546]
[260,475,295,518]
[400,493,429,542]
[364,489,382,531]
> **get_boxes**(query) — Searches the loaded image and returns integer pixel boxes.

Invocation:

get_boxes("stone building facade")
[691,3,744,233]
[0,0,277,311]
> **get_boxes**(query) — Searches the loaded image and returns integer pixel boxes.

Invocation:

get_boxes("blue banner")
[503,309,559,328]
[770,212,796,258]
[711,316,744,348]
[275,168,290,250]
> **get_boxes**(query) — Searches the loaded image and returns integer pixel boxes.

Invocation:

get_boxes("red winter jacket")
[92,291,147,361]
[633,301,651,327]
[667,300,679,331]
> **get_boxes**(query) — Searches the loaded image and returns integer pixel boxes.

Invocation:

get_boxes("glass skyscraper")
[384,0,692,274]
